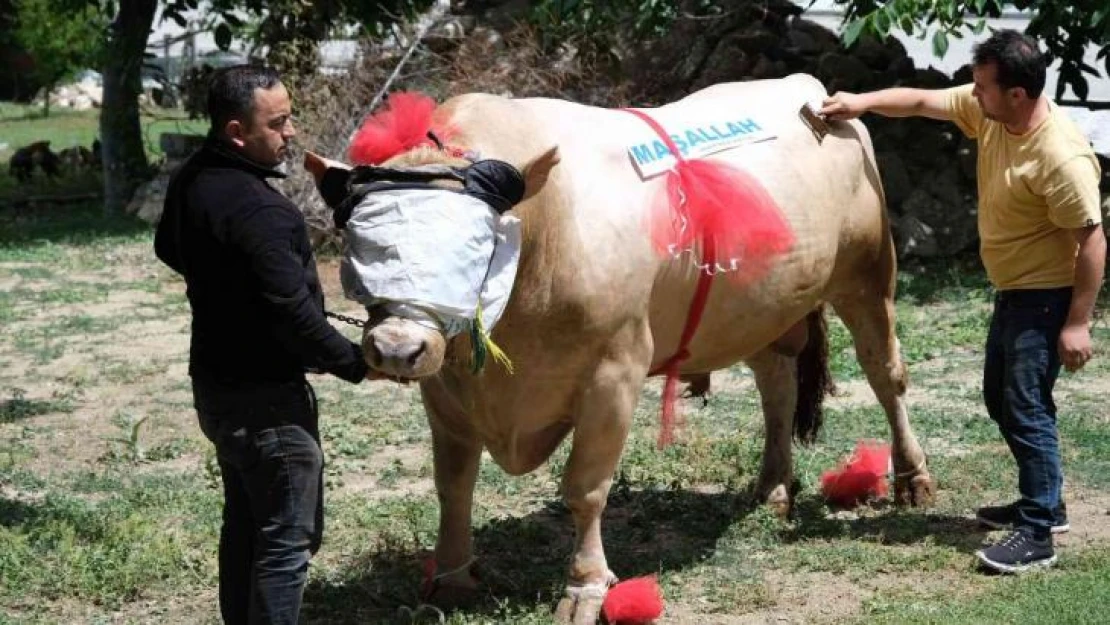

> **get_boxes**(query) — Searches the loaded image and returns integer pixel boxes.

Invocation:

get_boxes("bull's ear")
[303,150,351,183]
[521,146,560,203]
[304,150,356,209]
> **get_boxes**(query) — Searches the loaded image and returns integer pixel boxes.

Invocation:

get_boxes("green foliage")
[160,0,436,59]
[11,0,108,114]
[528,0,1109,101]
[529,0,718,60]
[831,0,1110,100]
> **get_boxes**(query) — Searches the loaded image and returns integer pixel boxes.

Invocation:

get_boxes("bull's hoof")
[424,582,481,612]
[894,473,936,507]
[554,583,608,625]
[756,483,793,519]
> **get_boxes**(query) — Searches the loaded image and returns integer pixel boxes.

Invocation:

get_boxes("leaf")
[932,29,949,58]
[214,23,232,50]
[1070,74,1089,101]
[1057,66,1088,101]
[222,12,244,29]
[1080,62,1100,76]
[843,16,868,49]
[974,0,987,13]
[874,8,892,37]
[1091,7,1108,28]
[971,18,987,34]
[900,15,915,36]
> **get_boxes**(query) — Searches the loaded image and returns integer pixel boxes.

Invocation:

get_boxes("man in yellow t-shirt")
[820,29,1105,574]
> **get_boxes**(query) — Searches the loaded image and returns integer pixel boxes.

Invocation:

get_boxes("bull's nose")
[369,335,427,371]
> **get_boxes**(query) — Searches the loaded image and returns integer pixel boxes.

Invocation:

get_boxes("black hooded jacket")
[154,138,367,403]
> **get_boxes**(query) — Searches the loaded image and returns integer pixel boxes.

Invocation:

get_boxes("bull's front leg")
[554,350,648,625]
[421,382,484,607]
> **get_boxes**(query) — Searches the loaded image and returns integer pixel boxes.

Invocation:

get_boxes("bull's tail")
[793,305,834,444]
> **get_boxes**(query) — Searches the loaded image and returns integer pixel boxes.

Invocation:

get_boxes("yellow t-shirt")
[943,84,1103,289]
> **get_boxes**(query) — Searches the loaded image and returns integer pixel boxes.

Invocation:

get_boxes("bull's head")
[305,147,559,381]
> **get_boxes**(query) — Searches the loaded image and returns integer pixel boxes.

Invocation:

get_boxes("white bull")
[307,73,935,624]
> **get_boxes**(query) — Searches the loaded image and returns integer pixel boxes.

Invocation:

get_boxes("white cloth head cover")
[340,187,521,337]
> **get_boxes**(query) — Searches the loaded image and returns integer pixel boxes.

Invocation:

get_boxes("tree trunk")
[100,0,157,214]
[42,81,52,117]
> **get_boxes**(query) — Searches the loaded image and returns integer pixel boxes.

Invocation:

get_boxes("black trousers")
[194,378,324,625]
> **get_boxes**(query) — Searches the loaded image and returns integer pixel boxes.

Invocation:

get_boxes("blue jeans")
[195,379,324,625]
[983,287,1071,540]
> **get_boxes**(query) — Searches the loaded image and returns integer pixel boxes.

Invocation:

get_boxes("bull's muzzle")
[362,318,446,379]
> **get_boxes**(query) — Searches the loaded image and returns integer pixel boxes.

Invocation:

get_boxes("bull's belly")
[649,299,820,372]
[646,253,830,373]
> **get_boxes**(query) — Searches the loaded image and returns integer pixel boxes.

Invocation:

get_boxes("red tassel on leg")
[658,366,680,449]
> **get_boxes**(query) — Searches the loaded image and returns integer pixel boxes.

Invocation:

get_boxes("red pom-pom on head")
[601,575,664,624]
[348,91,450,165]
[820,440,891,507]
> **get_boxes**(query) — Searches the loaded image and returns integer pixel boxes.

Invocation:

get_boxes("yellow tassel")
[475,304,514,374]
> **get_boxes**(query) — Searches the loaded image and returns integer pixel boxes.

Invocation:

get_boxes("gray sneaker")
[976,530,1056,574]
[976,500,1069,534]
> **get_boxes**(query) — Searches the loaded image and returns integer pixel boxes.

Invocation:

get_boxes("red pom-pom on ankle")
[601,575,664,624]
[820,440,891,507]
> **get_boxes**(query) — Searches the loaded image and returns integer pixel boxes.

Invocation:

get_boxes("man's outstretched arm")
[820,88,952,122]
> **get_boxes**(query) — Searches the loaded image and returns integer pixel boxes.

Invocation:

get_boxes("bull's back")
[440,76,887,370]
[645,76,889,368]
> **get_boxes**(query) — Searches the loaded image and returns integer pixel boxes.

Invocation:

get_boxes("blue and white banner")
[625,111,776,179]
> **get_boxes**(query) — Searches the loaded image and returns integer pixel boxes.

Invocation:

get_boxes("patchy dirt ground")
[4,247,1110,625]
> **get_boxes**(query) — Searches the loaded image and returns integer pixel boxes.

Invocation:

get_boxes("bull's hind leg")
[830,291,936,506]
[745,348,798,517]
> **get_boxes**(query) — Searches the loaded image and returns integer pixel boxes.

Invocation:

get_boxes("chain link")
[325,310,368,328]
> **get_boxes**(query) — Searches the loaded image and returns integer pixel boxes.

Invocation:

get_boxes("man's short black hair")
[972,29,1046,98]
[207,65,283,132]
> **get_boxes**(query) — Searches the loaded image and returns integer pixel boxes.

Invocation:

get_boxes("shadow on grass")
[0,495,40,528]
[0,199,149,248]
[0,393,69,423]
[302,486,749,624]
[787,494,990,554]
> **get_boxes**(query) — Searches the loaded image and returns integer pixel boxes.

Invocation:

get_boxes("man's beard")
[274,141,295,174]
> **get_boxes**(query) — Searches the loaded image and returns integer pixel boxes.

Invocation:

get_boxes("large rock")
[815,52,874,93]
[129,169,172,224]
[787,17,841,53]
[956,136,978,182]
[129,133,204,223]
[891,213,939,258]
[876,150,913,208]
[896,165,978,257]
[849,33,908,72]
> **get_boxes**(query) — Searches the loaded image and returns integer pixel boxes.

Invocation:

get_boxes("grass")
[1,198,1109,623]
[858,548,1110,624]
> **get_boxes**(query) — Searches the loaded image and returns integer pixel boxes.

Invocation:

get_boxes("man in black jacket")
[154,65,370,624]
